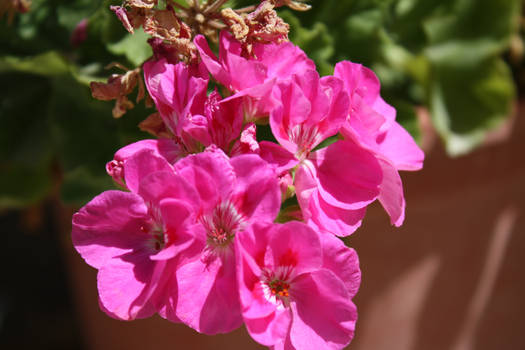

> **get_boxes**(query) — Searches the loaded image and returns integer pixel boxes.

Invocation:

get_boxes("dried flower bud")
[222,1,289,56]
[270,0,311,11]
[142,6,195,58]
[221,8,249,41]
[126,0,157,9]
[144,7,188,41]
[246,1,289,44]
[90,67,144,118]
[110,5,144,34]
[139,112,173,138]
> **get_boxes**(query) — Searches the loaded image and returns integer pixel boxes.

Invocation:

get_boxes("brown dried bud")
[139,112,173,138]
[142,6,195,58]
[143,7,188,41]
[90,67,144,118]
[246,1,289,44]
[220,1,289,56]
[269,0,311,11]
[110,5,145,34]
[221,8,249,41]
[126,0,157,9]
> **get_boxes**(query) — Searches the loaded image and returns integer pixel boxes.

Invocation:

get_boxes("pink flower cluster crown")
[72,30,423,349]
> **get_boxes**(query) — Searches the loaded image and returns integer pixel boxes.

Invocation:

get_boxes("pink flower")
[333,61,425,226]
[334,60,424,172]
[72,150,201,321]
[143,58,209,152]
[144,59,247,155]
[159,148,281,334]
[269,70,349,160]
[194,31,315,119]
[262,69,383,236]
[236,221,360,349]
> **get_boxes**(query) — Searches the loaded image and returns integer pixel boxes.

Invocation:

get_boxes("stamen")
[268,279,290,297]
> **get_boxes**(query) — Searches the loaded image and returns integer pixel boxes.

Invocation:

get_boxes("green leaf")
[57,0,104,31]
[0,73,54,207]
[0,162,52,208]
[0,51,70,76]
[430,58,515,156]
[107,28,153,67]
[423,0,520,67]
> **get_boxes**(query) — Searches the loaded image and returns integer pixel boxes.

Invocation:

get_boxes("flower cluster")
[72,28,423,349]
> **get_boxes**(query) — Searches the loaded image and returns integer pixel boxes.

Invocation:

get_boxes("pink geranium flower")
[143,58,209,153]
[158,148,281,334]
[261,69,384,236]
[195,31,315,119]
[72,149,200,321]
[333,61,425,225]
[144,59,249,155]
[334,61,424,172]
[236,221,360,349]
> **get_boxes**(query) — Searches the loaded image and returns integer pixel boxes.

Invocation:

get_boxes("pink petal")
[149,198,199,261]
[308,190,366,237]
[270,87,310,155]
[319,234,361,298]
[292,71,329,126]
[289,270,357,350]
[143,58,208,135]
[377,157,406,227]
[174,150,235,210]
[235,224,292,346]
[96,251,158,320]
[230,154,281,222]
[255,41,315,81]
[377,121,424,171]
[194,34,231,87]
[265,222,323,276]
[373,96,396,129]
[334,60,380,105]
[72,190,150,269]
[294,160,318,222]
[175,253,242,334]
[316,75,350,138]
[245,308,292,347]
[258,141,299,174]
[123,149,174,193]
[138,171,200,211]
[312,140,382,210]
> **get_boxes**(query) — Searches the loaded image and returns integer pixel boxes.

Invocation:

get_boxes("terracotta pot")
[61,103,525,350]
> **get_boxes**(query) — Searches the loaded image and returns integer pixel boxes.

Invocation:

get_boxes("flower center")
[141,205,167,252]
[268,279,290,298]
[201,200,243,249]
[288,124,320,160]
[141,222,165,252]
[260,266,294,308]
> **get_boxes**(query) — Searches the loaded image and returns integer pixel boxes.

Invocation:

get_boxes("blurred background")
[1,0,524,349]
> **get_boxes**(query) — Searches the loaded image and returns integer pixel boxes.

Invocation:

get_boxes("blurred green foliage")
[283,0,520,155]
[0,0,521,208]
